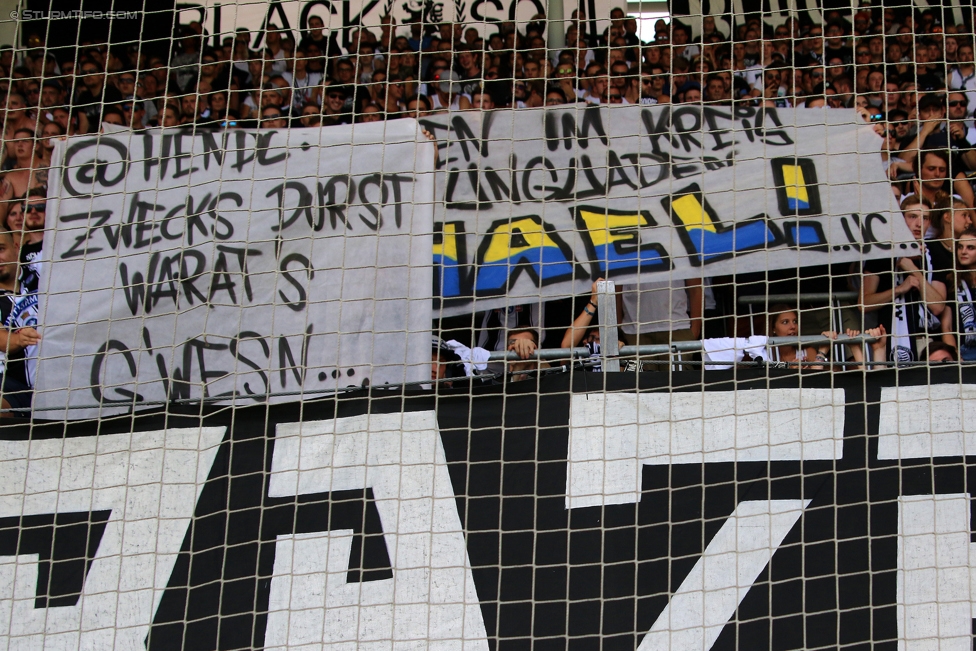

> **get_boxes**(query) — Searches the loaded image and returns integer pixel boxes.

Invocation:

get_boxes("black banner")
[4,368,976,649]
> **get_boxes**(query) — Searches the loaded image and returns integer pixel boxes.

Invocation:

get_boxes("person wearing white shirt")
[264,25,288,74]
[949,43,976,110]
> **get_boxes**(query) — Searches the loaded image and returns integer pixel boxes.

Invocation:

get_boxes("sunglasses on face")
[328,93,345,100]
[119,77,135,84]
[557,68,573,74]
[26,204,45,213]
[263,113,282,119]
[950,100,969,107]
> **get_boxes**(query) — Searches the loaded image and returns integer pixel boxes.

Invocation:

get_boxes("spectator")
[48,107,76,136]
[357,103,383,122]
[504,328,549,382]
[428,70,471,112]
[263,24,288,73]
[0,128,44,202]
[290,49,323,112]
[298,103,321,127]
[4,198,22,249]
[947,92,976,145]
[320,85,351,124]
[160,104,183,128]
[922,341,958,362]
[942,226,976,360]
[170,25,204,92]
[260,106,287,128]
[561,278,625,372]
[949,42,976,109]
[431,337,465,384]
[617,279,702,371]
[906,94,976,170]
[470,89,495,110]
[404,93,432,117]
[2,93,35,141]
[705,73,730,103]
[121,99,146,130]
[38,80,62,111]
[766,305,822,366]
[581,65,608,104]
[929,196,973,272]
[19,187,45,294]
[299,15,341,63]
[74,61,121,133]
[101,107,125,129]
[905,149,975,208]
[0,227,38,415]
[861,196,947,362]
[552,62,578,102]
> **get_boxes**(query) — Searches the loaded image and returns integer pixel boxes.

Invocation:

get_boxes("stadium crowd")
[1,4,976,398]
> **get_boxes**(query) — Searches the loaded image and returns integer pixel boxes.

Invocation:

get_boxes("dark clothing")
[824,44,853,65]
[20,240,41,294]
[0,291,29,390]
[864,256,945,356]
[75,84,123,128]
[928,241,955,280]
[299,33,342,58]
[0,373,31,411]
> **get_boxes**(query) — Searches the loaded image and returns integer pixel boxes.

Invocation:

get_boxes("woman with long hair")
[5,199,24,250]
[766,305,829,367]
[942,226,976,360]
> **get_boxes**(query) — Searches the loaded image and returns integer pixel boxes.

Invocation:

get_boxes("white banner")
[420,106,912,317]
[178,0,611,52]
[35,120,436,419]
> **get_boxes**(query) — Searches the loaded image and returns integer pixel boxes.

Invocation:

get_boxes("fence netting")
[0,1,976,650]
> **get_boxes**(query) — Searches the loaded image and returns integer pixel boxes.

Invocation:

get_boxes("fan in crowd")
[7,5,976,377]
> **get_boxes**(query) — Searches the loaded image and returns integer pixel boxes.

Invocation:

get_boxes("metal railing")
[486,335,878,362]
[485,285,872,371]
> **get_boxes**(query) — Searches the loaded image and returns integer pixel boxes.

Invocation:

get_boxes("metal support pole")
[546,0,565,50]
[486,347,592,361]
[597,280,620,372]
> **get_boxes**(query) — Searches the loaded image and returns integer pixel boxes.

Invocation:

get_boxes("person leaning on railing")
[861,196,947,363]
[505,329,550,382]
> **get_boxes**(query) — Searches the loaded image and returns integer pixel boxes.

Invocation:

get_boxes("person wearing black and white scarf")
[862,197,948,364]
[943,228,976,360]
